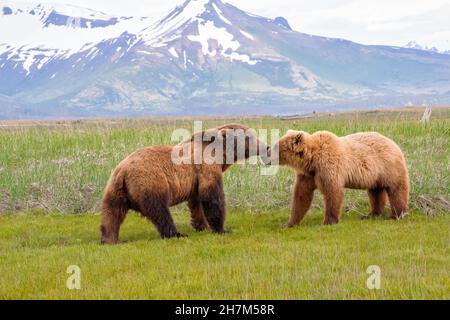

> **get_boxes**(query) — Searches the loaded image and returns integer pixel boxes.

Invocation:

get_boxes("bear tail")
[100,170,129,244]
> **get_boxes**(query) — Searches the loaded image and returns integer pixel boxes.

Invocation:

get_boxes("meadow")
[0,107,449,299]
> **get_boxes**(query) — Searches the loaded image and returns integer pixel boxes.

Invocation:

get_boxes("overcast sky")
[17,0,450,50]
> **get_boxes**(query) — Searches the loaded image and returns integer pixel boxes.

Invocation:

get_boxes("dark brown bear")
[100,124,268,244]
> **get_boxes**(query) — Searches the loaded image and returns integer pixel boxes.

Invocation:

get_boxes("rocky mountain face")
[1,0,450,119]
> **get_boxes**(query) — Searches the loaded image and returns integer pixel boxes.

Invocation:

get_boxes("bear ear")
[218,127,247,139]
[288,133,304,153]
[292,133,304,146]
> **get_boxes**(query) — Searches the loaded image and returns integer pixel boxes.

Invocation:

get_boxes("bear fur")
[271,130,410,226]
[100,124,268,244]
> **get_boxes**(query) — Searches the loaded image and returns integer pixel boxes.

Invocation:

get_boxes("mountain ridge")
[1,0,450,119]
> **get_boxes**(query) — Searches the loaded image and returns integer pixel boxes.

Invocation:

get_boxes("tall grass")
[0,108,449,215]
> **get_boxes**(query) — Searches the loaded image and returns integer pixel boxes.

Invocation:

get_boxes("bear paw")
[281,222,300,228]
[192,223,209,232]
[323,217,340,225]
[176,233,189,238]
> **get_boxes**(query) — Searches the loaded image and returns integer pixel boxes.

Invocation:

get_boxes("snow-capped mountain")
[1,0,450,119]
[404,41,450,55]
[0,1,152,74]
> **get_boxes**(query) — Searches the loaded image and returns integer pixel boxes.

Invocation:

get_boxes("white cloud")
[11,0,450,50]
[419,30,450,51]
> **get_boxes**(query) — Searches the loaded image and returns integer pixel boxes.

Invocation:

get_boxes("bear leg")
[188,198,209,231]
[200,181,226,234]
[141,197,187,239]
[100,193,129,244]
[321,186,344,225]
[367,188,388,217]
[288,175,316,227]
[387,185,409,220]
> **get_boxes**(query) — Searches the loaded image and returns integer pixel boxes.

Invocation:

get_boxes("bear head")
[269,130,314,173]
[182,124,270,169]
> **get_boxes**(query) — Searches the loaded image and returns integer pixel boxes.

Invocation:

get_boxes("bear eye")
[297,151,304,158]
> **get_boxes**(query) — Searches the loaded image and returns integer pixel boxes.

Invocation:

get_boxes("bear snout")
[257,144,270,165]
[260,146,279,165]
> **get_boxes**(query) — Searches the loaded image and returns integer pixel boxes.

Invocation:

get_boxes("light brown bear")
[100,124,268,244]
[271,130,409,226]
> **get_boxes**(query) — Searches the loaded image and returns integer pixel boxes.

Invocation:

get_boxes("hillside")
[1,0,450,118]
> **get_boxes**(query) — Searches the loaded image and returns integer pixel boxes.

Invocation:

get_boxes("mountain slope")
[1,0,450,119]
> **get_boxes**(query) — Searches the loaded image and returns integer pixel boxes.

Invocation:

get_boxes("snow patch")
[212,3,231,25]
[169,47,179,58]
[22,55,33,75]
[137,50,152,55]
[188,20,258,65]
[188,20,239,55]
[37,56,50,69]
[226,52,258,65]
[240,30,254,40]
[141,0,209,45]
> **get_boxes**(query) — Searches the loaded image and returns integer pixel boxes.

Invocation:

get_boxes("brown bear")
[270,130,410,226]
[100,124,268,244]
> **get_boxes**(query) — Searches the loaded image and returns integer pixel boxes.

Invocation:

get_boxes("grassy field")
[0,210,448,299]
[0,107,449,299]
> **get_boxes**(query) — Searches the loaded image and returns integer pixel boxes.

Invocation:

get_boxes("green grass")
[0,209,448,299]
[0,107,449,299]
